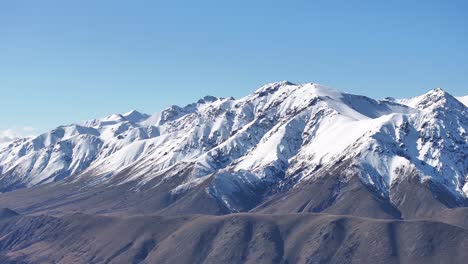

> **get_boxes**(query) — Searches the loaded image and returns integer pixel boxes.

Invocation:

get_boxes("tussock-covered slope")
[0,211,467,264]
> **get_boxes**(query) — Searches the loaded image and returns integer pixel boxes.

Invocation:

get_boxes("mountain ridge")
[0,82,466,220]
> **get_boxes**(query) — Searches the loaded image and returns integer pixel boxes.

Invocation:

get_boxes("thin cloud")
[0,129,18,144]
[0,127,37,144]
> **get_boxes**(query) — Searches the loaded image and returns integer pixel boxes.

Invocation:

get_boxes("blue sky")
[1,0,467,136]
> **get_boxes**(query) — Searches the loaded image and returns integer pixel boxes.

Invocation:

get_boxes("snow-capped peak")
[398,88,464,111]
[253,81,295,95]
[197,95,219,104]
[122,110,150,123]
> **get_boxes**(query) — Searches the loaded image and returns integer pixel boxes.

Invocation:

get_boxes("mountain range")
[0,82,466,263]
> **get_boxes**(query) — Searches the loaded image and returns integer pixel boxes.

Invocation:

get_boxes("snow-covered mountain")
[0,82,466,217]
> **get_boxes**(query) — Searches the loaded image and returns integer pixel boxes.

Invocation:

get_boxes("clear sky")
[1,0,467,137]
